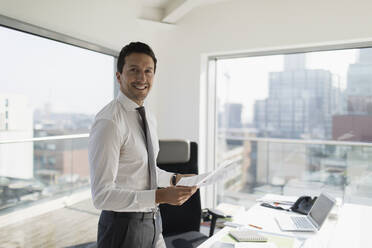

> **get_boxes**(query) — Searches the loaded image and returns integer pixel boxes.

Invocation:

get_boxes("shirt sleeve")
[88,119,157,211]
[156,167,174,187]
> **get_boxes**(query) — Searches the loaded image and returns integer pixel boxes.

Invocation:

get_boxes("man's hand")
[155,186,198,206]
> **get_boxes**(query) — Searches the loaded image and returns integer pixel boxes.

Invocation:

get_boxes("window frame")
[202,39,372,208]
[0,14,117,57]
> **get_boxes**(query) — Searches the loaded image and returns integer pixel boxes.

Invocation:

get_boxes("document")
[176,160,234,187]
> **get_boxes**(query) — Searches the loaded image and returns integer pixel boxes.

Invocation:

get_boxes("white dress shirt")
[88,91,173,212]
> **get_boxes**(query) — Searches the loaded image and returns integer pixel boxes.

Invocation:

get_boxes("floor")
[0,199,221,248]
[0,199,100,248]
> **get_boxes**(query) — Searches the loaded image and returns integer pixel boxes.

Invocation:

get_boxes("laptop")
[275,192,336,232]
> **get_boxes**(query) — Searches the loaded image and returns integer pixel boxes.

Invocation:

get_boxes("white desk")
[198,201,372,248]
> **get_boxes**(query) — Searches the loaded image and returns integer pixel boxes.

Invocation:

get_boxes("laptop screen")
[309,193,336,228]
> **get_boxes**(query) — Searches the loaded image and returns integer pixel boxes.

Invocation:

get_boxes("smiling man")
[88,42,197,248]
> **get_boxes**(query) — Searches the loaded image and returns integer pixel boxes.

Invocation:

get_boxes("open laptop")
[275,192,336,232]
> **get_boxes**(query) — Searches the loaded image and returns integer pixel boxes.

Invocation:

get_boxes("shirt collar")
[117,91,145,111]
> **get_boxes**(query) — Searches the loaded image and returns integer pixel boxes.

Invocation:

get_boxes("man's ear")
[115,71,121,82]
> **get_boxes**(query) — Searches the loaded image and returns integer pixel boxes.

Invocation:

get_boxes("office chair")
[157,140,226,248]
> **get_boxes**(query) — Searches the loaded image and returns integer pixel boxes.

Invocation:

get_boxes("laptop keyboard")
[291,216,313,229]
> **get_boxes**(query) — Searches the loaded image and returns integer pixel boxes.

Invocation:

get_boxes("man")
[88,42,197,248]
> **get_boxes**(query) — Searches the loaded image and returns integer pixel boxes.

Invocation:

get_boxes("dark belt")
[103,209,159,219]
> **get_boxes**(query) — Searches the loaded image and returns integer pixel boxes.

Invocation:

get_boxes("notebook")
[229,229,268,242]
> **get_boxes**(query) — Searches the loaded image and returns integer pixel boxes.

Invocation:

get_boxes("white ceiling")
[139,0,233,24]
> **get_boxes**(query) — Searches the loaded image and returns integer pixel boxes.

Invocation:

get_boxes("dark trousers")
[97,210,163,248]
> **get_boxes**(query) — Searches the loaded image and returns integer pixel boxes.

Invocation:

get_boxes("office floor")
[0,199,100,248]
[0,199,220,248]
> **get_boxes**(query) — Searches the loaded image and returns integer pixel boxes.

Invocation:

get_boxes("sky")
[217,49,357,123]
[0,26,114,115]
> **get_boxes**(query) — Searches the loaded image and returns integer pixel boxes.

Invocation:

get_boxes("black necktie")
[136,106,157,189]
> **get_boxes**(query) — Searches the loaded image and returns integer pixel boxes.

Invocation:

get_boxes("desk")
[199,199,372,248]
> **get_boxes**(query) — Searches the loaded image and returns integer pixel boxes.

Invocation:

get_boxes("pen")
[248,224,262,230]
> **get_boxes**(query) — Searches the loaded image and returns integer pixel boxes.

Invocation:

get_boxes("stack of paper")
[256,194,297,205]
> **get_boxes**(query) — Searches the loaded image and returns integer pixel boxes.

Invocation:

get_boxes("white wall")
[154,0,372,143]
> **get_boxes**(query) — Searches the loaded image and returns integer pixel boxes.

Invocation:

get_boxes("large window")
[0,20,116,212]
[0,25,115,137]
[210,47,372,208]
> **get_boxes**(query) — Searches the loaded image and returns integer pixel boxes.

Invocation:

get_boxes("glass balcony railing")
[0,134,90,214]
[216,135,372,208]
[2,133,371,215]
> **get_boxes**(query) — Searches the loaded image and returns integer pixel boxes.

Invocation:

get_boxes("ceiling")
[139,0,232,24]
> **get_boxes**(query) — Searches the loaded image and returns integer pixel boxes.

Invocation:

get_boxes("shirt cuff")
[157,169,174,187]
[137,189,157,209]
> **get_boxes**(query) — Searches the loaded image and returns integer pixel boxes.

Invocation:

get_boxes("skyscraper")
[333,48,372,142]
[254,54,337,139]
[346,48,372,114]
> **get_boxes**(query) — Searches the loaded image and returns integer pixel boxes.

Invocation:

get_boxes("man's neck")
[121,90,144,106]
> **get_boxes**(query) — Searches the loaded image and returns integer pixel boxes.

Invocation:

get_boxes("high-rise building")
[346,47,372,113]
[0,94,33,179]
[333,48,372,142]
[219,103,243,146]
[254,54,338,139]
[223,103,243,129]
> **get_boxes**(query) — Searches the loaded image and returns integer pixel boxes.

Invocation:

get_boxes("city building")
[254,54,340,139]
[33,129,89,186]
[333,48,372,142]
[219,103,244,146]
[0,94,33,179]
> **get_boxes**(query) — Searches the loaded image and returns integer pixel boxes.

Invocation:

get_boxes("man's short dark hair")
[117,42,157,73]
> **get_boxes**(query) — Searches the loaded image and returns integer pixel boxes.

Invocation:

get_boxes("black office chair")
[157,140,226,248]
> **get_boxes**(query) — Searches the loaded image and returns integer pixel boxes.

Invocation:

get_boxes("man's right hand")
[155,186,198,206]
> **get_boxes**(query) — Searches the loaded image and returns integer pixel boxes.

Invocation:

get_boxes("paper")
[176,173,211,187]
[256,194,297,205]
[176,160,234,187]
[220,232,297,248]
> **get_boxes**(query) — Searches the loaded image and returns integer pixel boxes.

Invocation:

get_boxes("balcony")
[216,135,372,208]
[0,134,90,213]
[0,134,97,247]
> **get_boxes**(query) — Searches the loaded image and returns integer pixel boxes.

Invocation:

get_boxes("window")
[0,25,115,137]
[0,17,117,212]
[208,47,372,208]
